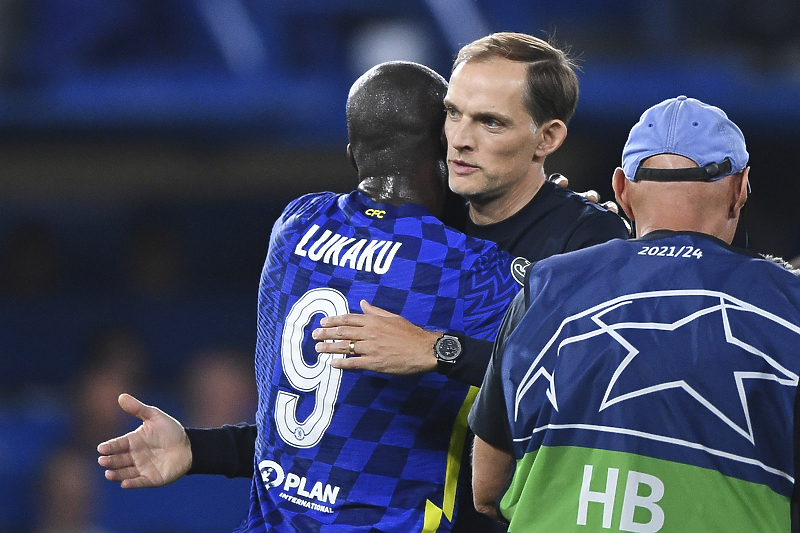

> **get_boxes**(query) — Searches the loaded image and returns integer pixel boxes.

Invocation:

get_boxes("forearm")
[472,436,513,522]
[440,335,492,387]
[185,423,256,479]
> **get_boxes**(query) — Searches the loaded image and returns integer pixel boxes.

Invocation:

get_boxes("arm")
[314,300,440,375]
[472,435,514,520]
[185,423,256,478]
[314,300,497,386]
[313,299,495,385]
[468,329,516,523]
[445,335,493,387]
[468,290,531,520]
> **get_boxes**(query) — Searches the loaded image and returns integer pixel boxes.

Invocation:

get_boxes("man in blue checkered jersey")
[99,61,525,532]
[469,96,800,531]
[237,60,526,532]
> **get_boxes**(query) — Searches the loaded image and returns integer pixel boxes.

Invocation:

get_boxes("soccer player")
[99,60,525,532]
[470,96,800,531]
[315,32,629,388]
[314,34,629,532]
[101,32,631,533]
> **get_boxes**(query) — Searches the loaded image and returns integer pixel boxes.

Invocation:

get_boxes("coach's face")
[443,57,543,219]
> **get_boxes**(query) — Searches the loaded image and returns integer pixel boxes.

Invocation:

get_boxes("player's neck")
[358,176,444,219]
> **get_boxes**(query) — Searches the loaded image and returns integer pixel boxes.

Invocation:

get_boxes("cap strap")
[634,158,732,182]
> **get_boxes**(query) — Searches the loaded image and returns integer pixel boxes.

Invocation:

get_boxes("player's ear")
[347,144,357,171]
[730,167,749,218]
[533,119,567,158]
[612,168,635,221]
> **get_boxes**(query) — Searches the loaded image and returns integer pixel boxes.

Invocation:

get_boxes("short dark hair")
[346,61,447,175]
[453,32,579,127]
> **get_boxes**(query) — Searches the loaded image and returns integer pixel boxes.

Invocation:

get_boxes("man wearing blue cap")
[469,95,800,532]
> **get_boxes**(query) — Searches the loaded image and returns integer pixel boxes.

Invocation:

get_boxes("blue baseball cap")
[622,95,748,182]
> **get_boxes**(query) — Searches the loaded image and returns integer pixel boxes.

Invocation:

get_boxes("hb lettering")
[578,465,665,532]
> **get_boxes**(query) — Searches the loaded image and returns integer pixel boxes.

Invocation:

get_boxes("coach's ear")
[612,167,634,222]
[347,144,357,171]
[533,119,567,159]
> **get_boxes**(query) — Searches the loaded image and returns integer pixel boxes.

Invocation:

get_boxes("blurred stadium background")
[0,1,798,531]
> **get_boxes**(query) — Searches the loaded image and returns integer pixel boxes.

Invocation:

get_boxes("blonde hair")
[454,32,580,126]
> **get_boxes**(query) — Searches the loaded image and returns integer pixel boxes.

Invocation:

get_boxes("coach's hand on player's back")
[549,173,619,214]
[97,393,192,489]
[313,300,439,375]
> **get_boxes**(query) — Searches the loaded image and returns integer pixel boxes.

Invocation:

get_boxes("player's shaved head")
[346,61,447,178]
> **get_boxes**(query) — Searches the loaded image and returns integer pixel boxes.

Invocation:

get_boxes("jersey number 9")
[275,288,348,448]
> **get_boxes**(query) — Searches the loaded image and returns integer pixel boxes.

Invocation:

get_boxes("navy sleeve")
[440,335,493,387]
[468,345,510,451]
[469,291,530,451]
[186,423,256,478]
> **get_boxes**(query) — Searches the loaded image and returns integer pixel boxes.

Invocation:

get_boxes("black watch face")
[436,336,461,362]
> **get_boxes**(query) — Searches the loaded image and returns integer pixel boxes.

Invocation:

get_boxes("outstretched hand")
[313,300,440,375]
[97,393,192,489]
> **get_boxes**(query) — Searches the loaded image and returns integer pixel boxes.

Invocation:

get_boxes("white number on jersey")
[275,288,348,448]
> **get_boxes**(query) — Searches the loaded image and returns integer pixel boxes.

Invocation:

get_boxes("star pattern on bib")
[515,291,800,444]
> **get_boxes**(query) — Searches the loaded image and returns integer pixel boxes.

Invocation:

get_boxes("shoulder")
[540,183,629,238]
[552,186,625,224]
[762,254,800,278]
[748,253,800,293]
[532,236,618,268]
[269,192,346,241]
[278,192,342,223]
[523,237,628,291]
[284,191,340,215]
[460,231,520,271]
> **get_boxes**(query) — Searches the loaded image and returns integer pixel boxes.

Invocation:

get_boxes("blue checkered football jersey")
[235,191,523,532]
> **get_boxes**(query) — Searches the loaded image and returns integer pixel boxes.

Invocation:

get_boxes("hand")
[312,300,439,375]
[97,393,192,489]
[549,173,619,214]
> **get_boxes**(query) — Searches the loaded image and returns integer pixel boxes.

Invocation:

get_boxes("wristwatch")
[434,333,462,372]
